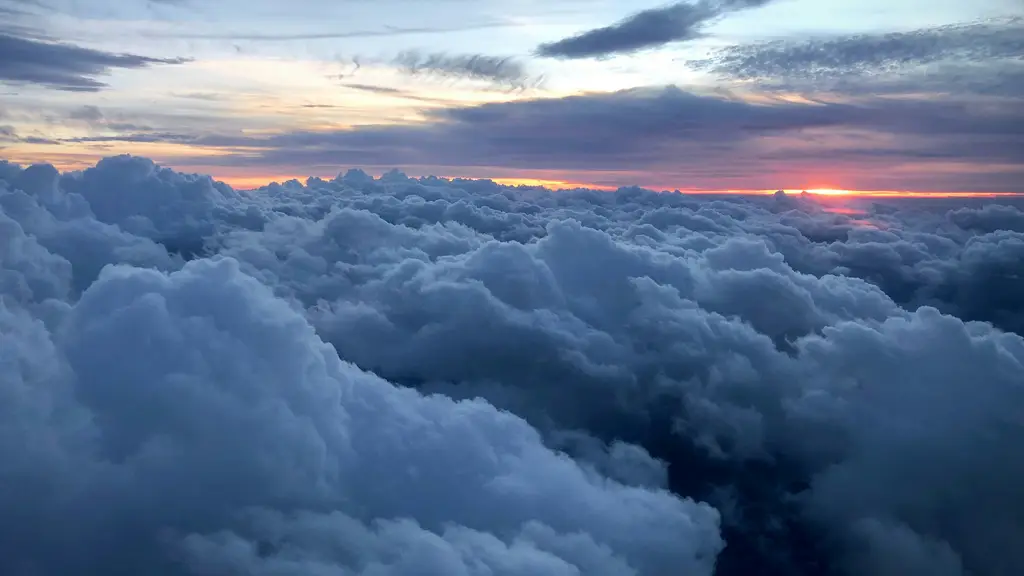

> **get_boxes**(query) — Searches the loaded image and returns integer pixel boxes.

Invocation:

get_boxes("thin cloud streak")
[392,50,543,90]
[537,0,776,59]
[0,31,188,91]
[688,17,1024,82]
[146,20,528,42]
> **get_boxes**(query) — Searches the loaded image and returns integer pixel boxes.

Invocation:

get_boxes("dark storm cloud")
[537,0,775,59]
[689,17,1024,83]
[0,32,189,91]
[3,155,1024,576]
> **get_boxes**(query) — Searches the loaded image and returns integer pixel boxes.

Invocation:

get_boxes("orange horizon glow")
[213,173,1024,197]
[471,177,617,190]
[775,188,1024,199]
[3,153,1021,198]
[679,188,1024,199]
[216,175,1023,198]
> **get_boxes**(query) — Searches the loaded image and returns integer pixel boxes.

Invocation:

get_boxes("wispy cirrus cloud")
[391,50,543,90]
[0,32,189,92]
[146,20,526,42]
[536,0,776,60]
[688,17,1024,83]
[340,83,460,105]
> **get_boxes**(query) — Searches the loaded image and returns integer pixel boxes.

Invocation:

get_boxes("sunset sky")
[1,0,1022,192]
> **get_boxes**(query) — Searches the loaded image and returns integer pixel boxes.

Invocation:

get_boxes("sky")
[0,0,1022,192]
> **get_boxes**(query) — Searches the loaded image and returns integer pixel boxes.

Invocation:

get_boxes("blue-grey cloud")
[3,155,1024,576]
[153,86,860,156]
[392,50,542,90]
[537,0,774,60]
[68,105,104,122]
[688,17,1024,85]
[0,124,60,145]
[0,32,188,91]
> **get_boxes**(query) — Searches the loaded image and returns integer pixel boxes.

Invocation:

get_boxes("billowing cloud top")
[2,154,1024,576]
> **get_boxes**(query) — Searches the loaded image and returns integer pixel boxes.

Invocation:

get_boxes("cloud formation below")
[537,0,775,59]
[2,154,1024,576]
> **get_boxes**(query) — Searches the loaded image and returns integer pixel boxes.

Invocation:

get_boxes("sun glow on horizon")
[760,189,1024,198]
[483,177,616,190]
[803,188,853,196]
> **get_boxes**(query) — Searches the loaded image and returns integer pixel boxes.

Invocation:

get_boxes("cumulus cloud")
[0,31,189,91]
[2,155,1024,576]
[537,0,776,59]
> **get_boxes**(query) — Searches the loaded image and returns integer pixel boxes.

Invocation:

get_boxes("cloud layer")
[106,84,1022,192]
[2,154,1024,576]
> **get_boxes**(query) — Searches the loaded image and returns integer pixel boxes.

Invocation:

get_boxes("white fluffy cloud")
[2,155,1024,576]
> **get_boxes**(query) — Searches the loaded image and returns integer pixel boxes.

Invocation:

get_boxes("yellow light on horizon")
[803,188,854,196]
[483,176,615,190]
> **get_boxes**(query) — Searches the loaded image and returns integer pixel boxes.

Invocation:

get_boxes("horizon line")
[227,174,1024,198]
[4,155,1023,198]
